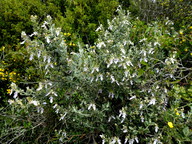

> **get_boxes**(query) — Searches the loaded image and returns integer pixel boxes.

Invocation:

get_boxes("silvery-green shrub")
[4,7,191,144]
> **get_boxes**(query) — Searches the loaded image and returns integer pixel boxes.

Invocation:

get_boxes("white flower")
[148,48,154,54]
[124,71,129,77]
[148,98,156,105]
[36,82,43,91]
[181,112,185,118]
[144,57,148,62]
[99,74,103,81]
[122,125,128,133]
[108,92,115,98]
[121,48,126,54]
[129,95,136,100]
[119,107,127,123]
[29,32,38,37]
[13,92,18,99]
[49,96,53,103]
[107,40,113,43]
[52,91,58,96]
[98,89,102,93]
[156,85,159,89]
[53,104,58,109]
[9,89,13,95]
[30,100,40,106]
[164,88,168,93]
[124,138,128,144]
[91,67,99,74]
[84,67,88,72]
[47,15,52,20]
[127,40,134,45]
[135,137,139,143]
[116,81,120,86]
[48,82,52,86]
[45,64,49,70]
[88,103,96,110]
[148,89,151,93]
[141,116,144,122]
[139,38,146,43]
[41,21,48,28]
[90,77,94,83]
[153,139,159,144]
[55,109,59,113]
[117,138,121,144]
[20,41,25,44]
[46,36,50,43]
[111,137,121,144]
[37,50,41,58]
[60,113,67,120]
[108,115,116,122]
[142,50,147,57]
[50,64,54,68]
[170,57,175,64]
[45,70,49,75]
[43,56,47,62]
[47,56,51,64]
[29,54,34,61]
[8,99,14,105]
[108,25,113,30]
[96,25,102,32]
[155,125,159,132]
[128,139,134,144]
[126,61,133,67]
[130,80,133,85]
[100,134,105,139]
[37,107,44,114]
[21,31,27,37]
[100,134,106,144]
[45,90,52,96]
[97,42,106,49]
[131,73,137,78]
[55,28,61,36]
[114,58,119,64]
[16,99,23,106]
[43,102,47,105]
[110,75,115,83]
[154,42,160,46]
[10,82,17,89]
[123,41,127,46]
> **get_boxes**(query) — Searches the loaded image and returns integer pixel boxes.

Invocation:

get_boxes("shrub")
[1,8,191,143]
[56,0,119,44]
[128,0,192,26]
[0,0,65,106]
[0,0,61,48]
[122,0,192,79]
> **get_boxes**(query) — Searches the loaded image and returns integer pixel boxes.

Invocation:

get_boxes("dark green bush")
[0,0,62,48]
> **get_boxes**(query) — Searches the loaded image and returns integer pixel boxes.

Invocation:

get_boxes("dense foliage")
[1,8,191,143]
[0,0,120,106]
[0,0,192,143]
[56,0,119,44]
[0,0,61,48]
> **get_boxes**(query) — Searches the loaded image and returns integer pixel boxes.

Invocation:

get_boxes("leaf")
[140,60,148,66]
[145,27,151,34]
[183,127,190,136]
[167,80,181,84]
[138,69,144,76]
